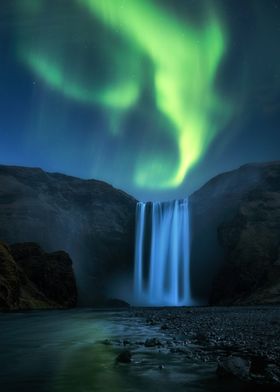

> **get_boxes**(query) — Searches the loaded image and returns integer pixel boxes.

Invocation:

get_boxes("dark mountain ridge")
[0,161,279,306]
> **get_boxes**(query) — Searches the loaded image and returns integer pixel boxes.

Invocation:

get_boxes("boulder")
[116,350,132,363]
[0,241,77,310]
[144,338,162,347]
[216,356,251,379]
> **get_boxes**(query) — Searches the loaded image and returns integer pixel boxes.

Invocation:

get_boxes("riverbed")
[0,308,279,391]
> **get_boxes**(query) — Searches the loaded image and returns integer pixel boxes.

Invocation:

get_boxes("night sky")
[0,0,279,201]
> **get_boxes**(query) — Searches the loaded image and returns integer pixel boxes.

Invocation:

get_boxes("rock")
[116,350,132,363]
[250,356,268,375]
[190,160,280,304]
[216,356,251,380]
[146,318,157,325]
[2,161,280,307]
[11,243,77,308]
[0,241,21,309]
[101,339,112,346]
[266,364,280,384]
[195,333,208,343]
[91,298,130,308]
[134,307,280,387]
[0,241,77,310]
[144,338,162,347]
[0,165,136,305]
[211,184,280,305]
[190,161,280,303]
[103,298,130,308]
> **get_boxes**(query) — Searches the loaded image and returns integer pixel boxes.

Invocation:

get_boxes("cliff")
[211,182,280,305]
[190,161,280,304]
[0,165,136,304]
[0,241,77,309]
[1,161,279,307]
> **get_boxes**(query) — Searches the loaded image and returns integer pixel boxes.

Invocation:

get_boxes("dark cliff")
[0,241,77,310]
[190,161,280,304]
[0,165,137,304]
[211,174,280,305]
[1,161,279,307]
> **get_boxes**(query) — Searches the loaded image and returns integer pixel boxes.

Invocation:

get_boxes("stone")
[190,161,280,304]
[216,356,251,380]
[102,298,130,308]
[211,184,280,305]
[0,241,77,310]
[2,161,280,307]
[116,350,132,363]
[144,338,162,347]
[250,356,267,375]
[0,164,136,305]
[101,339,112,346]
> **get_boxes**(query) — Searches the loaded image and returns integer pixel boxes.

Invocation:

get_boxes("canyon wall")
[0,165,136,304]
[190,161,280,304]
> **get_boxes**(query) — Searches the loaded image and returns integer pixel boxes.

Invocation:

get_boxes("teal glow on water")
[0,309,241,392]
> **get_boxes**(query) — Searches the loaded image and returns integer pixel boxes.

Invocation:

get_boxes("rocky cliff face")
[210,182,280,305]
[0,165,136,304]
[0,242,77,310]
[1,162,279,307]
[190,161,280,304]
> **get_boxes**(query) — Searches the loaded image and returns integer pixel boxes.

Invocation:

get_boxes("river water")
[0,309,244,392]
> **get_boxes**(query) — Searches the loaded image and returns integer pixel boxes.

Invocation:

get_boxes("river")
[0,309,254,392]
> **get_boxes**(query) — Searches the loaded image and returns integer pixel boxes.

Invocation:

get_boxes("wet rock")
[116,350,132,363]
[103,299,130,308]
[123,339,131,346]
[132,306,280,387]
[146,318,157,325]
[144,338,162,347]
[265,364,280,384]
[217,356,251,380]
[250,356,267,375]
[195,333,208,343]
[101,339,112,346]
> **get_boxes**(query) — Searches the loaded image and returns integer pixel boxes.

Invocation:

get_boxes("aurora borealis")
[0,0,280,200]
[75,0,227,189]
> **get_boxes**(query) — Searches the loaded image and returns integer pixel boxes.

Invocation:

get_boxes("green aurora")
[18,0,230,190]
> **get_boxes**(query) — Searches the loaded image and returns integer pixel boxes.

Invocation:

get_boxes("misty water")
[134,199,191,306]
[0,309,246,392]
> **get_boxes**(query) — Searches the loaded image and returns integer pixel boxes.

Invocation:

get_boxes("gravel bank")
[130,306,280,387]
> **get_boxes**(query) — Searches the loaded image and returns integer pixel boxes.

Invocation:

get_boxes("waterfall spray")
[134,199,191,306]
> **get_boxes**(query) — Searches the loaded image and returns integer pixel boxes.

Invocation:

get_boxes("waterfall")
[134,199,191,306]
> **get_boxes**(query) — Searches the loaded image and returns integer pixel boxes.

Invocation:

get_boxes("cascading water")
[134,199,191,306]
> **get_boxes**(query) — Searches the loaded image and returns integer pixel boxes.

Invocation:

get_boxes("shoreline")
[129,306,280,387]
